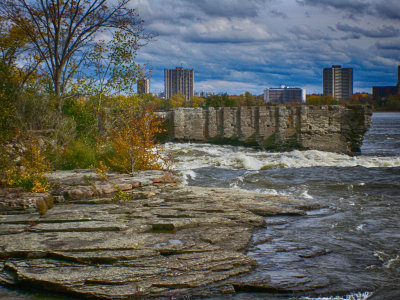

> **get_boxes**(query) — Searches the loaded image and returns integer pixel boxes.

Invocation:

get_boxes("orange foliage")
[103,105,165,174]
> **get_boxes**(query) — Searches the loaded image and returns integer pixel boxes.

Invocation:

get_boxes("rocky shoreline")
[0,170,316,299]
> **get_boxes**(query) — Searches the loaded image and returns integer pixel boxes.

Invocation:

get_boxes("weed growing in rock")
[94,161,109,181]
[113,185,134,201]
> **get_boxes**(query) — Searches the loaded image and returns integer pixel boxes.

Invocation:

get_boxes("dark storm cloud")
[296,0,370,14]
[269,9,288,19]
[376,41,400,51]
[336,23,400,38]
[289,25,333,41]
[297,0,400,20]
[374,0,400,20]
[132,0,400,94]
[192,0,267,18]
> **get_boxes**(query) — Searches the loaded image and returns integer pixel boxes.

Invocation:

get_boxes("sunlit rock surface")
[0,170,315,299]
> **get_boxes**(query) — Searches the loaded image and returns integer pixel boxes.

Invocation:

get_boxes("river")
[167,112,400,300]
[1,112,399,299]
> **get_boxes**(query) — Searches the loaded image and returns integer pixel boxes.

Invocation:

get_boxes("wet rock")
[151,223,175,232]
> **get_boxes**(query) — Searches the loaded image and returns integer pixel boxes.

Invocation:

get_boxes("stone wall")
[162,105,372,155]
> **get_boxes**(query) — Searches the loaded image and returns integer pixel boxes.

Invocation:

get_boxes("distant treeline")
[306,93,400,111]
[143,92,400,111]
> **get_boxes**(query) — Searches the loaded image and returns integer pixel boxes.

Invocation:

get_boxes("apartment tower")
[164,67,194,100]
[137,79,150,94]
[264,85,306,103]
[323,65,353,100]
[398,65,400,86]
[372,65,400,99]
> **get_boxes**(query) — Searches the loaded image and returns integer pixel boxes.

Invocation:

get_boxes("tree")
[306,94,338,105]
[0,60,19,142]
[0,19,28,66]
[244,91,255,106]
[168,93,186,108]
[191,96,206,107]
[101,97,165,174]
[73,30,150,100]
[0,18,44,91]
[0,0,147,98]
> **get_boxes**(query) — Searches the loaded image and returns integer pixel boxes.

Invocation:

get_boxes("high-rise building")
[398,65,400,86]
[264,85,306,103]
[164,67,194,100]
[137,79,150,94]
[372,65,400,100]
[323,65,353,100]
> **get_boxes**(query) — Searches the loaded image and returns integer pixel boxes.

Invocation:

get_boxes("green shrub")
[62,97,97,140]
[0,61,19,143]
[56,139,96,170]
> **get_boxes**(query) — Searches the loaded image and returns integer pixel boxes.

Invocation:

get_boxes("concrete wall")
[164,105,372,155]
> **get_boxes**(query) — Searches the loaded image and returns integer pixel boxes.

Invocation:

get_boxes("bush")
[56,139,97,170]
[99,97,166,174]
[1,133,51,192]
[0,61,19,143]
[62,97,97,139]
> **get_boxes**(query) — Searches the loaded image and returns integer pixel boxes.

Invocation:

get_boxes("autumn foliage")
[1,132,51,192]
[100,98,165,174]
[0,0,169,193]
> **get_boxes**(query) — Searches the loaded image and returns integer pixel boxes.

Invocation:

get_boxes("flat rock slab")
[0,170,315,299]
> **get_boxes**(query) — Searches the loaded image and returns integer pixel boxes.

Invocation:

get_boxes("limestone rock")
[0,170,317,299]
[166,105,372,154]
[153,174,182,184]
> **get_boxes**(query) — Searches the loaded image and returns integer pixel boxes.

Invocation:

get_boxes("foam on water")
[181,170,197,185]
[165,143,400,171]
[299,291,372,300]
[301,190,314,200]
[374,251,400,270]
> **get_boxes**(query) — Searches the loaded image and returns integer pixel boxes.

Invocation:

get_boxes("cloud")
[269,9,288,19]
[192,0,267,18]
[296,0,370,15]
[132,0,400,95]
[196,79,263,94]
[185,18,270,43]
[376,41,400,51]
[374,0,400,20]
[336,23,400,38]
[289,25,333,40]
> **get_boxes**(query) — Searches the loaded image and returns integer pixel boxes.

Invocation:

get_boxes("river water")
[1,112,399,300]
[166,112,400,300]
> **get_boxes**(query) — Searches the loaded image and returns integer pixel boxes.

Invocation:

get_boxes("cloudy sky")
[128,0,400,95]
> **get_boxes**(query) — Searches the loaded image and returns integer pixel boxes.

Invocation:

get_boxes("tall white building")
[264,85,306,103]
[164,67,194,100]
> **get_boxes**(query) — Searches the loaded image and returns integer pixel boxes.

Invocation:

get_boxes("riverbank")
[0,170,315,299]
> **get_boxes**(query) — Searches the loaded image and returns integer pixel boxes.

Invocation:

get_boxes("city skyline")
[130,0,400,95]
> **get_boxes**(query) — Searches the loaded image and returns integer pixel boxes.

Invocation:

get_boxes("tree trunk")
[54,68,63,113]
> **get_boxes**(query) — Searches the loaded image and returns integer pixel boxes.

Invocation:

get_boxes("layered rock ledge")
[0,170,315,299]
[160,105,372,155]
